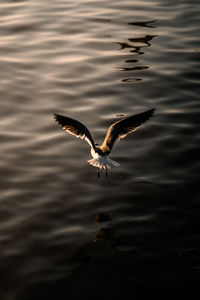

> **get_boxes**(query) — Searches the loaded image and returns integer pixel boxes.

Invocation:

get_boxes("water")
[0,0,200,299]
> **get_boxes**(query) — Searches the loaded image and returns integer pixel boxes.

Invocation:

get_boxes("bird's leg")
[97,168,100,179]
[106,166,108,177]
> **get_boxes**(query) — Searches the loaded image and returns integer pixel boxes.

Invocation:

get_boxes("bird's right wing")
[54,114,96,150]
[101,108,155,153]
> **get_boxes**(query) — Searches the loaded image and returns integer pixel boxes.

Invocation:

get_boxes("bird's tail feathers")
[88,157,120,169]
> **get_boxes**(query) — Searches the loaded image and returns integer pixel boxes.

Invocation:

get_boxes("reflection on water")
[118,66,149,71]
[0,0,200,299]
[122,77,143,82]
[128,20,157,28]
[116,29,156,82]
[128,34,156,44]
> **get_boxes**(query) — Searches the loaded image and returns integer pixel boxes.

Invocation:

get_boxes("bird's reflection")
[58,213,113,282]
[125,59,138,63]
[115,20,157,82]
[128,20,157,28]
[94,213,112,242]
[94,213,111,224]
[117,66,149,71]
[116,35,156,53]
[128,34,156,46]
[58,206,148,284]
[93,226,113,243]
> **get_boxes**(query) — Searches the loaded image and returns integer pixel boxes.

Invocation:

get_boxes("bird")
[54,108,155,177]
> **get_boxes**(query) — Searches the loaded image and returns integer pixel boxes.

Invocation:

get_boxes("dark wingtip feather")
[137,108,155,125]
[53,113,61,119]
[53,113,67,127]
[144,108,155,120]
[53,113,60,122]
[148,108,155,115]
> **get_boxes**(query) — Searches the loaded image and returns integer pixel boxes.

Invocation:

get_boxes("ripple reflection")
[115,27,156,82]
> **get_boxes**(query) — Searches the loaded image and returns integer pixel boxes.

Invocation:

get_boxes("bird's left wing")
[101,108,155,153]
[54,114,96,149]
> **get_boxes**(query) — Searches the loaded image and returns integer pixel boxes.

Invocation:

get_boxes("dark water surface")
[0,0,200,299]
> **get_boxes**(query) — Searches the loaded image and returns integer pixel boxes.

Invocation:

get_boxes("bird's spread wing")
[54,114,95,149]
[101,108,155,153]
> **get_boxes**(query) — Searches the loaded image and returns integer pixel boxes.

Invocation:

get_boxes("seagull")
[54,108,155,177]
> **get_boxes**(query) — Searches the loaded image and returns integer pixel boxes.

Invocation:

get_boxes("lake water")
[0,0,200,299]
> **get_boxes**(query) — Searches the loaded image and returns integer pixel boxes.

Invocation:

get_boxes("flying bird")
[54,109,155,177]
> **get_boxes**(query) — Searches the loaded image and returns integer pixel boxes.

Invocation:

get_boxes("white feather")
[88,156,120,169]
